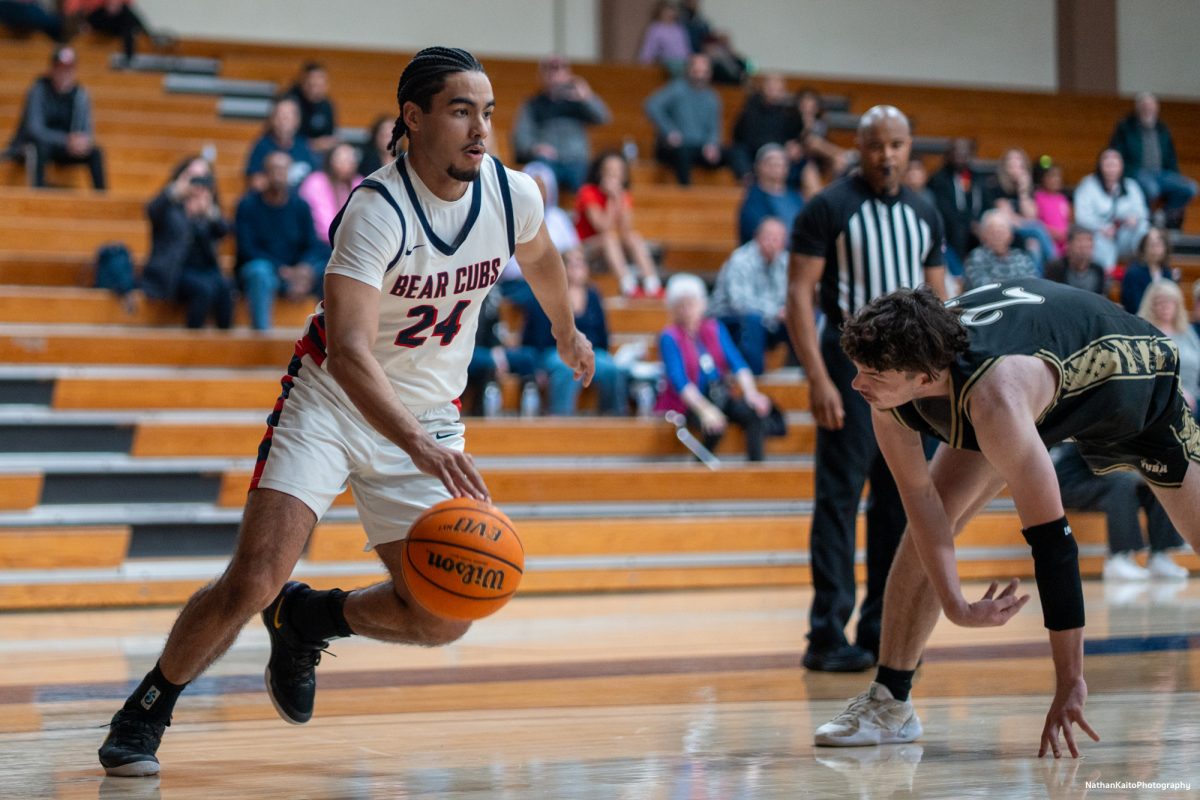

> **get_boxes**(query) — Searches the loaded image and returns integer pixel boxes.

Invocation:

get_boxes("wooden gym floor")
[0,579,1197,799]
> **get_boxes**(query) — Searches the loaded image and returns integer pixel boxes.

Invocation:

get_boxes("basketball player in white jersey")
[99,47,595,777]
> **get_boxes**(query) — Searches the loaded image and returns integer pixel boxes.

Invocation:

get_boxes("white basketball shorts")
[249,365,463,549]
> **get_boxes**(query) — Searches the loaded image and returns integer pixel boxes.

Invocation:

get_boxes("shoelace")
[829,692,878,725]
[106,713,167,749]
[281,644,335,682]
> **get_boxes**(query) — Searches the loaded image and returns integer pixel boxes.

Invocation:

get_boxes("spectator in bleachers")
[0,0,65,41]
[927,138,984,277]
[730,73,799,182]
[1121,227,1177,314]
[792,89,848,198]
[645,53,728,187]
[357,114,394,177]
[737,144,803,245]
[1033,157,1071,259]
[284,62,339,154]
[983,147,1056,271]
[141,156,233,329]
[6,46,105,190]
[575,151,661,298]
[235,151,327,330]
[508,248,626,416]
[1109,92,1197,230]
[1074,148,1150,273]
[1052,441,1187,581]
[512,55,610,192]
[962,209,1038,291]
[244,97,317,192]
[656,272,771,461]
[497,162,580,291]
[903,158,935,207]
[679,0,747,83]
[466,290,528,416]
[709,217,792,375]
[638,0,692,77]
[298,142,362,244]
[1044,225,1105,295]
[64,0,171,60]
[1138,280,1199,414]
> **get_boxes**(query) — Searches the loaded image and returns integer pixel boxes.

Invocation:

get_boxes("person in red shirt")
[575,151,662,297]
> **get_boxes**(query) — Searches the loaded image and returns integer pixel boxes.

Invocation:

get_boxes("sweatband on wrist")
[1021,516,1085,631]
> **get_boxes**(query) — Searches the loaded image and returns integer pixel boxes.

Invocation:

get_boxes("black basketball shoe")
[98,709,167,777]
[262,581,328,725]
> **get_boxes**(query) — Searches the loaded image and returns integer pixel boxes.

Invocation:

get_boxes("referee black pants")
[807,327,906,655]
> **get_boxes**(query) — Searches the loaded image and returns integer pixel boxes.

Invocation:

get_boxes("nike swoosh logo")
[272,598,285,629]
[435,431,456,440]
[405,244,425,256]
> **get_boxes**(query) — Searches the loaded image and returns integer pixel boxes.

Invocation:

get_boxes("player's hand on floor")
[557,329,595,387]
[1039,677,1099,758]
[412,440,490,502]
[953,578,1030,627]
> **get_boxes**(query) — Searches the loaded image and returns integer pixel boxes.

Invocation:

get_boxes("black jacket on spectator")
[141,190,229,300]
[927,164,985,260]
[284,85,336,141]
[1109,114,1179,173]
[732,94,800,161]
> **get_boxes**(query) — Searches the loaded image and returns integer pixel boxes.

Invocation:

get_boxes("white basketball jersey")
[301,154,543,411]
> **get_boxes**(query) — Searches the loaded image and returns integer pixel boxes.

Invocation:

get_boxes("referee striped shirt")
[791,173,945,324]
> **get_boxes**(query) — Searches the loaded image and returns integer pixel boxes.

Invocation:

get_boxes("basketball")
[401,498,525,620]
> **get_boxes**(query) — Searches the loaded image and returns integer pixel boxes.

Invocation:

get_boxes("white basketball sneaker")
[1102,552,1150,581]
[814,682,922,747]
[1147,552,1189,580]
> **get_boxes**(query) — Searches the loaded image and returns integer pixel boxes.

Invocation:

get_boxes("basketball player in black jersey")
[813,277,1200,758]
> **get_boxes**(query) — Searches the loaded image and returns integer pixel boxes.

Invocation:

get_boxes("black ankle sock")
[875,665,915,702]
[288,587,355,642]
[122,661,186,723]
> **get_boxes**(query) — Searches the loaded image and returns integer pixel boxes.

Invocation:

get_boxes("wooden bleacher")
[1,33,1197,611]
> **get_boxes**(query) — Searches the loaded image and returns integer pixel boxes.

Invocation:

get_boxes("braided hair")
[387,47,485,156]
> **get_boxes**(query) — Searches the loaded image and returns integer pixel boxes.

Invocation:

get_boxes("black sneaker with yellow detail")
[261,581,329,725]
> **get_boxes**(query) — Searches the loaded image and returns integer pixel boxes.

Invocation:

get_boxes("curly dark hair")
[840,286,969,379]
[386,47,485,155]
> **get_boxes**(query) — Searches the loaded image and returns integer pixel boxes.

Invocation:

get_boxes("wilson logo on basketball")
[450,516,503,542]
[426,551,506,590]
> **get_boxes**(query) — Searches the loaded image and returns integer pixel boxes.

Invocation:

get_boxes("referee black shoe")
[803,643,876,673]
[262,581,327,725]
[98,709,166,777]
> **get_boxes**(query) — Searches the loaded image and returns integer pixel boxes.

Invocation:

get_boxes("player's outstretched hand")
[952,578,1030,627]
[411,439,490,502]
[557,329,595,387]
[1039,677,1099,759]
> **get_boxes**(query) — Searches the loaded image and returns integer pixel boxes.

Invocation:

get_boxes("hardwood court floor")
[1,579,1197,799]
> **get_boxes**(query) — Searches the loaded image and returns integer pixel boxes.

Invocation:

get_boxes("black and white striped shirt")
[791,173,945,324]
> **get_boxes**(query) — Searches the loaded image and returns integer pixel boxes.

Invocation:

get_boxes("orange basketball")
[401,498,524,620]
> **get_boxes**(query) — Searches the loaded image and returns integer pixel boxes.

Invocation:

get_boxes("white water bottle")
[482,381,502,418]
[520,382,541,417]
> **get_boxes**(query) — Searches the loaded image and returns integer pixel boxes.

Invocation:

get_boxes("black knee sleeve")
[1021,516,1085,631]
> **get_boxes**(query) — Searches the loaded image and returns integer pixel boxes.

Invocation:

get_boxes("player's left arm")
[969,359,1099,758]
[514,224,595,386]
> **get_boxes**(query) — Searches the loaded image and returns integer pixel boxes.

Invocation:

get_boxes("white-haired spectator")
[656,273,772,461]
[962,208,1039,291]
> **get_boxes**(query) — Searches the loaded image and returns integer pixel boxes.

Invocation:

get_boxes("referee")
[785,105,946,672]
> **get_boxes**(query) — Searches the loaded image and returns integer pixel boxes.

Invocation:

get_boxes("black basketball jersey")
[892,278,1180,450]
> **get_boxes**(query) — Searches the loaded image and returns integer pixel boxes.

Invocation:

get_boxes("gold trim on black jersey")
[1057,334,1177,398]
